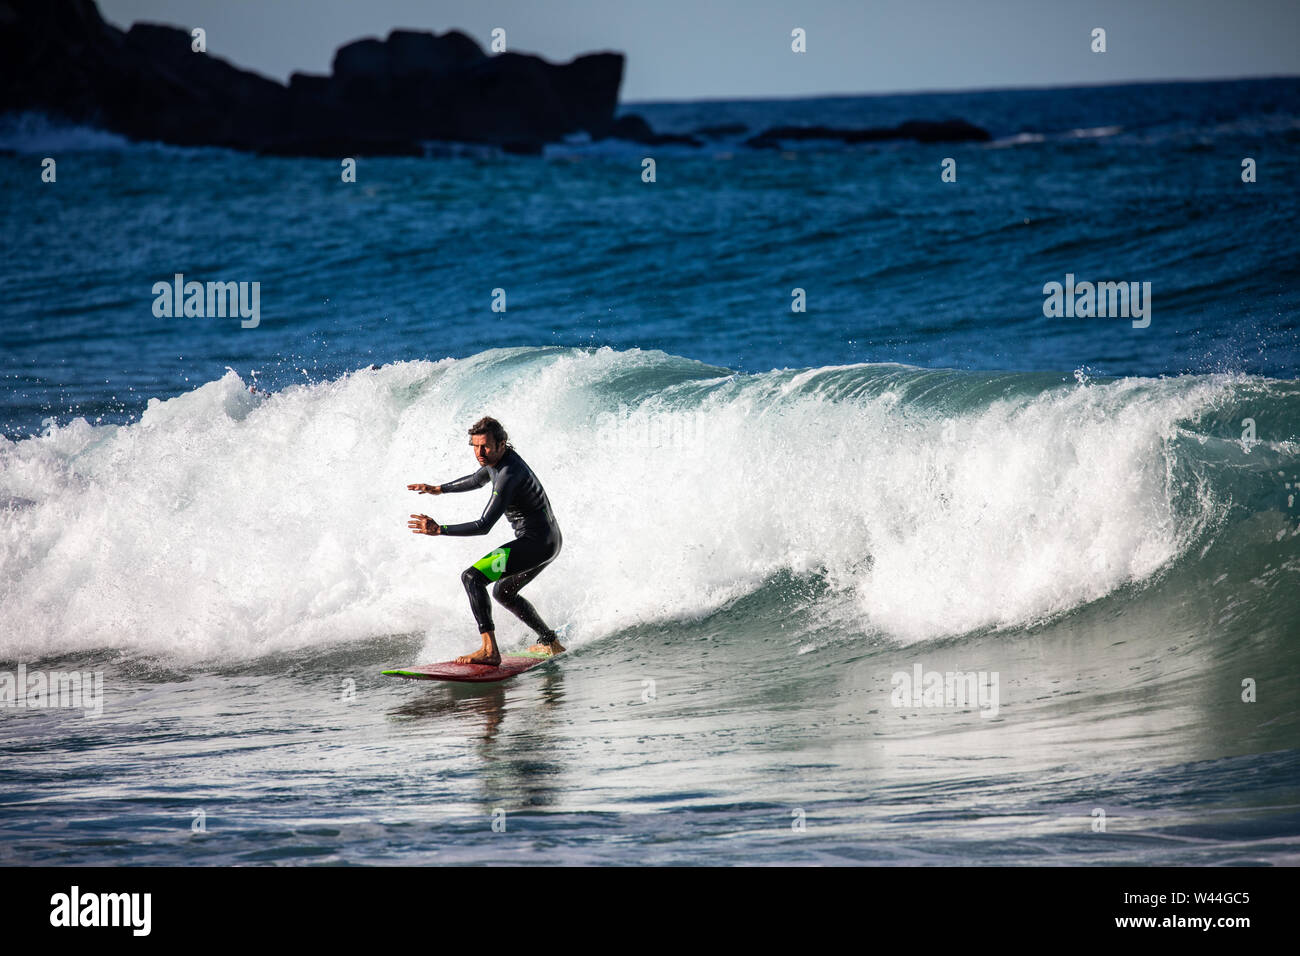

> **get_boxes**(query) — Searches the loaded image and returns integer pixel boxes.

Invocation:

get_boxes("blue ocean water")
[1,79,1298,864]
[4,78,1299,433]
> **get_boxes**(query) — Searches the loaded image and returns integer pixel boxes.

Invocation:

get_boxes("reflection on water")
[387,668,571,813]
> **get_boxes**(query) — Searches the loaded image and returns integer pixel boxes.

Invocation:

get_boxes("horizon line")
[622,72,1300,107]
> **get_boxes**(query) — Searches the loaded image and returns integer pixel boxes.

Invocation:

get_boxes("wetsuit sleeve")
[438,466,490,494]
[439,469,513,536]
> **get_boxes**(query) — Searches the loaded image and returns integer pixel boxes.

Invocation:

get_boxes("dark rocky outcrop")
[595,113,702,147]
[745,119,991,149]
[691,122,749,138]
[0,0,994,157]
[0,0,626,155]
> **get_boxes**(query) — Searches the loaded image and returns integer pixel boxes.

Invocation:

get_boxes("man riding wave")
[407,417,564,665]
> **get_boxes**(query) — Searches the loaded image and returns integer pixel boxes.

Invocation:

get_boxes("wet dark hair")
[468,416,509,447]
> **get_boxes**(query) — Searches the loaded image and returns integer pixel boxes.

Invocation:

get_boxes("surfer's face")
[471,435,504,466]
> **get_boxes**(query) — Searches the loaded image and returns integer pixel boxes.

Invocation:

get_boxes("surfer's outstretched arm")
[439,489,506,536]
[437,466,491,493]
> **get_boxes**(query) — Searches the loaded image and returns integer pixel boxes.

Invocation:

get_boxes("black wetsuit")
[438,447,562,642]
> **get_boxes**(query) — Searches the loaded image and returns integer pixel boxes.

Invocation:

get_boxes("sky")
[98,0,1300,103]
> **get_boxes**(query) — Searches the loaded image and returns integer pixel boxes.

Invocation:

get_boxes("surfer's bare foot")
[528,639,565,656]
[456,632,500,665]
[455,649,501,665]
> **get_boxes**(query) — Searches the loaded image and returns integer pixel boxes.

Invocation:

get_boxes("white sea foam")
[0,348,1229,663]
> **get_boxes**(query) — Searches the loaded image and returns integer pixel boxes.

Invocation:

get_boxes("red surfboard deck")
[383,651,556,683]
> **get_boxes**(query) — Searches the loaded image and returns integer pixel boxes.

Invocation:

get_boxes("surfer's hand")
[408,514,441,535]
[407,483,441,495]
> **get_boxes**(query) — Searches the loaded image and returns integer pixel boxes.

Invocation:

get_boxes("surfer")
[407,417,565,665]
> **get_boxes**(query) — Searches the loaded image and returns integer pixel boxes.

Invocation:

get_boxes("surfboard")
[383,649,557,683]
